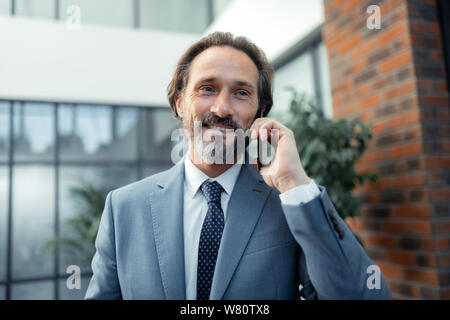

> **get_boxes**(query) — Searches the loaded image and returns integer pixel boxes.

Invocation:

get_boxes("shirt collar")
[184,153,243,199]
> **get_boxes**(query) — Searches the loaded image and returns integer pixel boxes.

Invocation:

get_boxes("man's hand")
[250,117,311,193]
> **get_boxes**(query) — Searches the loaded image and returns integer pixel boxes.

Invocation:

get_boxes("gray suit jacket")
[85,159,392,299]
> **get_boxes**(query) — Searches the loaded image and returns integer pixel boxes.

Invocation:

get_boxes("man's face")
[176,46,260,163]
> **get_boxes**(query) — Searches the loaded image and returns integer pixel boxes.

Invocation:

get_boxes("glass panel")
[0,0,11,15]
[11,280,54,299]
[0,167,7,282]
[58,165,137,274]
[58,276,90,300]
[0,285,5,299]
[317,43,333,119]
[59,105,138,161]
[143,108,180,161]
[139,0,210,33]
[273,52,315,120]
[16,0,55,19]
[12,166,54,279]
[59,104,111,161]
[13,102,54,162]
[59,0,133,28]
[0,102,8,161]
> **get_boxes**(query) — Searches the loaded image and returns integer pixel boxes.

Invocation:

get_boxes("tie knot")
[200,180,223,204]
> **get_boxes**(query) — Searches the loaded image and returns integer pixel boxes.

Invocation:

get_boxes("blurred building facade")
[2,0,447,301]
[0,0,332,300]
[323,0,450,299]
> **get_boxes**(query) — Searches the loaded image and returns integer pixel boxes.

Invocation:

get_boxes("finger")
[256,119,291,143]
[250,118,281,139]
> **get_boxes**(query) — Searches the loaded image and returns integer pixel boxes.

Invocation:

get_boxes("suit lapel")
[209,163,273,300]
[149,159,186,299]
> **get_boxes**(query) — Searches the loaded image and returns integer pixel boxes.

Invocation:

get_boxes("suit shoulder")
[109,165,176,202]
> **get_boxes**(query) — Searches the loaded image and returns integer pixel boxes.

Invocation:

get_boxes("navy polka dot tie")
[197,180,225,300]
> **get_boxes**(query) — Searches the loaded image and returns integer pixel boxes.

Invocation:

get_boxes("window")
[273,53,316,119]
[13,102,54,162]
[0,167,7,283]
[1,102,178,299]
[15,0,55,19]
[0,102,9,162]
[139,0,211,33]
[272,28,333,120]
[12,166,55,279]
[10,280,54,299]
[0,0,10,15]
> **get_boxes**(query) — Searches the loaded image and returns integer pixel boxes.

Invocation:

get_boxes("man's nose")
[210,90,233,118]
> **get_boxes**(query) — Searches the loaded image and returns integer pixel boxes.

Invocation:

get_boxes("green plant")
[282,89,377,222]
[40,183,107,267]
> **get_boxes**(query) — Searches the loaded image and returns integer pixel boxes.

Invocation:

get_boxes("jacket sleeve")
[85,191,122,300]
[281,184,392,300]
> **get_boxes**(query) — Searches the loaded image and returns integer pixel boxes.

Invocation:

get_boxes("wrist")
[277,172,311,193]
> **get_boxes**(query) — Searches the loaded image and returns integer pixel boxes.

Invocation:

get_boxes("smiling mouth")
[203,122,235,131]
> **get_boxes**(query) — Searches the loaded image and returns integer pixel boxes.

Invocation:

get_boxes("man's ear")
[175,93,184,118]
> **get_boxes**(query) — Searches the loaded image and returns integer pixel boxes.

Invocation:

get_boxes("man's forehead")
[188,46,259,86]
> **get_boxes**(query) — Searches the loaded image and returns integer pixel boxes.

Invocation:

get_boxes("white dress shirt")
[183,154,320,299]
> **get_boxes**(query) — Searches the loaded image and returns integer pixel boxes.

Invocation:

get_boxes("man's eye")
[200,86,214,93]
[236,90,248,96]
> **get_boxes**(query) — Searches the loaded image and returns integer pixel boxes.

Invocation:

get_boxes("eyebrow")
[195,77,256,91]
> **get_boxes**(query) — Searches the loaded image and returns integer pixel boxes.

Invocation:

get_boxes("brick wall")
[323,0,449,299]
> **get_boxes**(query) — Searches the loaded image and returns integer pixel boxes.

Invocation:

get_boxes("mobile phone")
[247,108,275,171]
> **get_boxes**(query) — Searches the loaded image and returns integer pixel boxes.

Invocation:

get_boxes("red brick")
[378,21,409,46]
[391,173,426,188]
[326,29,348,50]
[400,268,439,286]
[442,288,450,300]
[342,0,361,11]
[412,221,432,234]
[351,37,377,59]
[389,142,422,158]
[428,22,440,35]
[360,149,387,163]
[386,251,415,265]
[425,156,450,169]
[393,204,431,218]
[356,93,381,110]
[379,50,413,73]
[419,95,449,106]
[382,221,411,234]
[387,280,420,299]
[386,109,420,130]
[410,21,428,34]
[435,237,450,250]
[416,253,437,267]
[371,121,385,134]
[377,262,401,278]
[429,188,450,201]
[433,221,450,234]
[428,172,446,184]
[368,177,390,190]
[438,254,450,268]
[363,234,397,248]
[337,34,362,54]
[384,81,416,100]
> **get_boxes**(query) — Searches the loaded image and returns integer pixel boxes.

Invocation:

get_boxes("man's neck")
[188,148,235,178]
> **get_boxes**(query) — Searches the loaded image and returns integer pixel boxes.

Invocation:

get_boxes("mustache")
[198,114,242,130]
